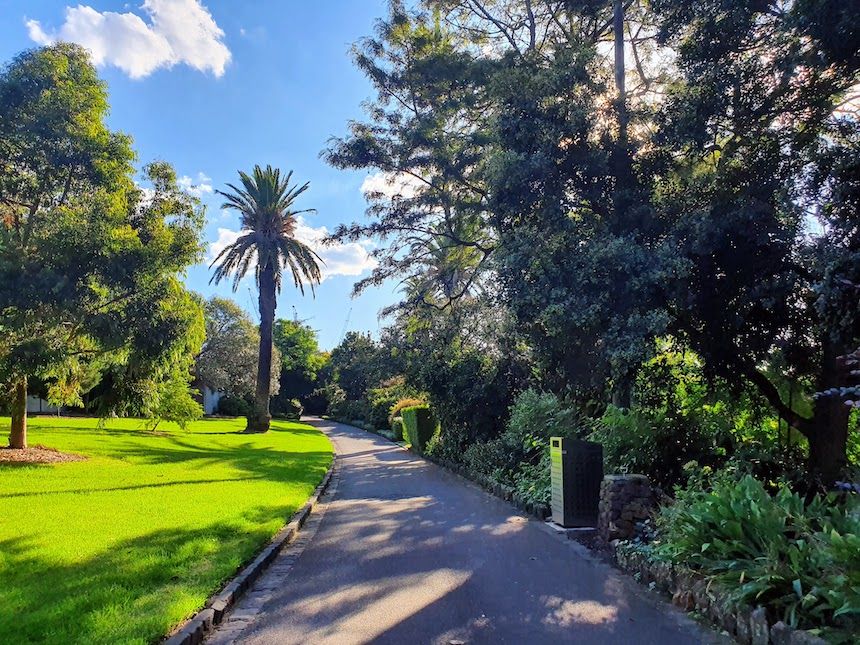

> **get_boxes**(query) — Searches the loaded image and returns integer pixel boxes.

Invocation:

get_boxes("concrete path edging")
[163,447,336,645]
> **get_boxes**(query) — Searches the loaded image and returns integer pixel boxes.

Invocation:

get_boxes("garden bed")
[0,444,85,464]
[611,541,828,644]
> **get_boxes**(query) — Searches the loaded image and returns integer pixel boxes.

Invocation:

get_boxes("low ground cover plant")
[0,416,332,644]
[651,470,860,641]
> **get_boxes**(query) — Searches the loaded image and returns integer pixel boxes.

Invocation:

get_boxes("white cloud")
[26,0,231,79]
[360,172,425,200]
[178,171,213,197]
[207,216,376,283]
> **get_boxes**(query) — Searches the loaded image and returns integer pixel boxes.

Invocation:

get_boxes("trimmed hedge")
[388,397,426,425]
[401,405,438,453]
[390,416,404,441]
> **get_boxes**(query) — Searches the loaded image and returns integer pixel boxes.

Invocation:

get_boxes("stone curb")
[162,454,336,645]
[611,543,828,645]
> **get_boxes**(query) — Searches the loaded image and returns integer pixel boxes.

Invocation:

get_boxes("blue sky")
[0,0,398,349]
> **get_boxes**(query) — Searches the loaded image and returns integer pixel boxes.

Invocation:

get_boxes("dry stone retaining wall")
[598,474,655,541]
[612,533,827,644]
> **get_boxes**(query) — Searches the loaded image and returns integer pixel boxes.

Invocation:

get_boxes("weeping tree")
[210,166,322,433]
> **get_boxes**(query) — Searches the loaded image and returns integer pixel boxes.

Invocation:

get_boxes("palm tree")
[210,165,322,433]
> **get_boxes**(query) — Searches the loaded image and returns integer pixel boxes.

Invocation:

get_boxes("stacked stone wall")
[598,474,654,541]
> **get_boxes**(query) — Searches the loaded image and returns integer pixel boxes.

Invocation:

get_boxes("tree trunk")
[613,0,628,145]
[611,0,633,233]
[808,343,850,485]
[246,264,276,433]
[9,377,27,449]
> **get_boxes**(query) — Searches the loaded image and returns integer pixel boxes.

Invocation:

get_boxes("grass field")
[0,416,332,644]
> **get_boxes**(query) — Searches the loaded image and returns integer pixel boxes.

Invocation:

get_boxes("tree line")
[0,44,324,445]
[322,0,860,484]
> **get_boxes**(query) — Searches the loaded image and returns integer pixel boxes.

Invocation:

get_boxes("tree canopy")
[0,44,206,445]
[325,0,860,482]
[195,297,280,400]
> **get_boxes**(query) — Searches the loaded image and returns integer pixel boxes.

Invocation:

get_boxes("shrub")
[301,389,328,415]
[217,395,252,417]
[150,380,203,430]
[390,416,404,441]
[282,398,303,420]
[458,389,588,490]
[366,377,422,430]
[506,389,591,451]
[401,405,438,452]
[590,405,718,489]
[317,382,346,415]
[656,472,860,638]
[330,399,370,423]
[513,452,552,506]
[425,422,471,464]
[388,397,427,425]
[462,438,513,479]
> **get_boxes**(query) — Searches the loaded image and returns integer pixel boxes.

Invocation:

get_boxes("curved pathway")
[210,418,717,644]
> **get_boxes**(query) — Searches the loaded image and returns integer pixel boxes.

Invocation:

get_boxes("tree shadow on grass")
[100,438,333,484]
[0,508,298,645]
[0,476,271,499]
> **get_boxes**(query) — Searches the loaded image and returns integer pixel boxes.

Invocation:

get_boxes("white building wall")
[26,396,61,414]
[202,386,223,415]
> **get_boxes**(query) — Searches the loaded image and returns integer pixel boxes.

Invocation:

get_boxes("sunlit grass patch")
[0,416,332,644]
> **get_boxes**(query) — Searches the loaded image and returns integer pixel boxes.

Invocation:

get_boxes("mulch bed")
[566,529,614,559]
[0,445,86,464]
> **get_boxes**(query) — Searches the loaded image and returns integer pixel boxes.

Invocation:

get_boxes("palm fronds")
[209,165,323,294]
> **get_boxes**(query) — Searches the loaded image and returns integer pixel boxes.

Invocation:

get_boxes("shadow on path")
[232,418,716,645]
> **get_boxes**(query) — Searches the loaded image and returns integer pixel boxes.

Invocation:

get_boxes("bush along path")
[210,418,720,645]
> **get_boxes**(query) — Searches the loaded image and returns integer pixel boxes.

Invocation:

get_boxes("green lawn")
[0,416,332,644]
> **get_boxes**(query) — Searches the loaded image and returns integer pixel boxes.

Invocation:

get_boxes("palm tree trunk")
[9,377,27,449]
[247,263,276,433]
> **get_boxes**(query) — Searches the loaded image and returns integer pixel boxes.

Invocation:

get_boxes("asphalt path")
[228,418,714,644]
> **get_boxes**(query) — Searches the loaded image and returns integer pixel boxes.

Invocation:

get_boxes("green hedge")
[401,405,438,453]
[390,417,404,441]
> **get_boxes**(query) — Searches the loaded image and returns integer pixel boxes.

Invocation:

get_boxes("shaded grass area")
[0,416,332,644]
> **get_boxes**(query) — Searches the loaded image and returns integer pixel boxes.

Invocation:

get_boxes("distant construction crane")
[339,306,352,344]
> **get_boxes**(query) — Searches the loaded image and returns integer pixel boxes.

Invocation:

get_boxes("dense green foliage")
[323,0,860,488]
[366,377,420,430]
[655,472,859,640]
[0,416,332,644]
[195,297,280,405]
[0,44,206,445]
[278,398,304,421]
[401,405,438,453]
[216,394,252,417]
[319,4,860,636]
[271,319,329,415]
